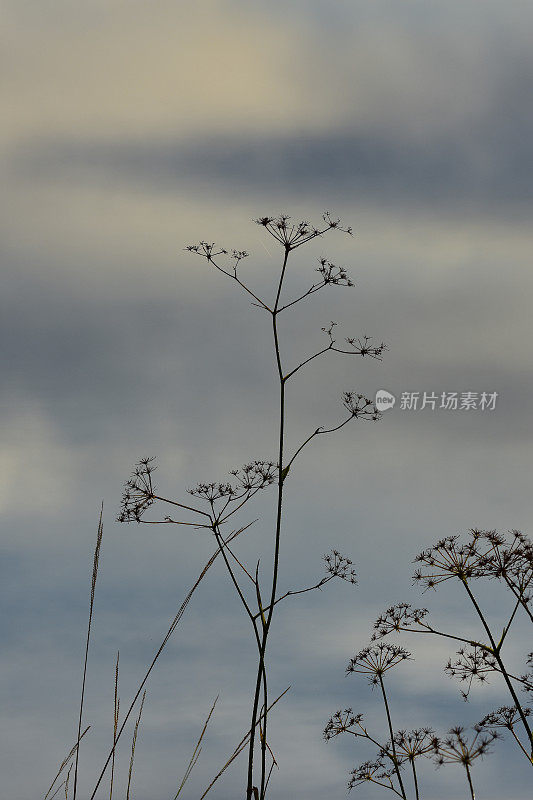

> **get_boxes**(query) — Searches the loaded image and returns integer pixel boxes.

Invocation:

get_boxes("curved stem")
[462,579,533,753]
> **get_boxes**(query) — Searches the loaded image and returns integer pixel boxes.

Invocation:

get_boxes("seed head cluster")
[316,257,354,287]
[254,212,352,250]
[346,643,412,685]
[413,536,482,589]
[118,456,157,523]
[372,603,430,640]
[383,728,438,763]
[323,709,365,741]
[323,550,357,584]
[189,461,278,502]
[478,705,531,732]
[445,645,498,700]
[348,759,396,792]
[342,392,381,422]
[434,726,499,768]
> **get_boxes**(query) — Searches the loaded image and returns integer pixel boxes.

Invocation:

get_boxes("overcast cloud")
[2,2,533,799]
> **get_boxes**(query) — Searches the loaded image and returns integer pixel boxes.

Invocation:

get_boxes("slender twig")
[497,594,523,650]
[212,524,257,625]
[48,780,67,800]
[151,494,212,519]
[126,690,146,800]
[252,575,331,619]
[174,696,218,798]
[277,281,329,313]
[509,727,532,761]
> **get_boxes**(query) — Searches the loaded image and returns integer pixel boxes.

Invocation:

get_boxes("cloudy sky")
[2,1,533,798]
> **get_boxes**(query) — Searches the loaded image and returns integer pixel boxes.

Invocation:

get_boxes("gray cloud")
[13,118,533,216]
[9,15,533,216]
[3,2,533,799]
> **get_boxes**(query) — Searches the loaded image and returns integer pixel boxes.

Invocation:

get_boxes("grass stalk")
[72,504,104,800]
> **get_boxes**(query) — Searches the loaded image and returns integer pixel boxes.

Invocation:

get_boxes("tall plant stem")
[73,505,103,800]
[465,762,475,800]
[378,675,407,800]
[246,247,289,800]
[109,651,119,800]
[462,579,533,754]
[411,760,419,800]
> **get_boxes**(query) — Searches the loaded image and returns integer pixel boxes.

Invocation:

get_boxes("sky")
[2,1,533,798]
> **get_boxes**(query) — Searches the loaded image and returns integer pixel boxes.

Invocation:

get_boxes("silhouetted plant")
[373,529,533,761]
[325,646,438,800]
[118,212,386,799]
[45,514,254,800]
[327,528,533,800]
[433,725,499,800]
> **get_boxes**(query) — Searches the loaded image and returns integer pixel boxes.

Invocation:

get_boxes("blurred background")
[2,1,533,797]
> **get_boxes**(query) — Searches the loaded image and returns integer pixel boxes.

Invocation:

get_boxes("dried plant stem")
[109,651,120,800]
[465,762,475,800]
[73,504,104,800]
[48,780,67,800]
[378,676,407,800]
[509,728,532,761]
[178,215,379,797]
[246,251,289,800]
[88,523,253,800]
[64,764,73,800]
[174,696,218,799]
[43,727,90,800]
[126,691,146,800]
[200,687,290,799]
[461,579,533,751]
[411,760,420,800]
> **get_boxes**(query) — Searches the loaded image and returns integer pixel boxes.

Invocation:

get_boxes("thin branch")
[497,594,523,651]
[139,518,211,528]
[253,576,332,619]
[213,525,256,623]
[388,622,493,652]
[283,346,332,381]
[152,494,212,519]
[277,281,329,313]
